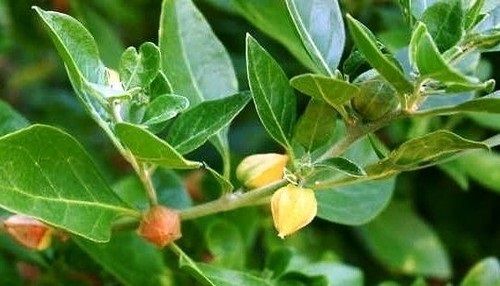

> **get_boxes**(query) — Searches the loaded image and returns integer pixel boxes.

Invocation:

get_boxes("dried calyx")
[3,215,54,250]
[137,205,182,248]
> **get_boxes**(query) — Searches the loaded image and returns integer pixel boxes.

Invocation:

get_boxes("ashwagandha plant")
[0,0,499,284]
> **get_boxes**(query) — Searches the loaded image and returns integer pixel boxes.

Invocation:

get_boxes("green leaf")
[232,0,318,72]
[119,42,161,90]
[167,92,250,154]
[316,177,395,225]
[149,71,173,99]
[172,244,217,286]
[461,257,500,286]
[314,157,367,178]
[33,7,110,123]
[285,0,345,74]
[346,14,413,94]
[246,35,297,150]
[439,160,469,190]
[0,100,29,136]
[458,151,500,193]
[159,0,238,168]
[196,263,272,286]
[410,22,483,87]
[0,125,135,242]
[159,0,238,104]
[290,74,360,111]
[409,0,439,18]
[292,262,364,286]
[205,219,245,269]
[464,0,486,30]
[0,254,21,286]
[75,232,171,286]
[142,94,189,125]
[204,164,234,194]
[415,91,500,116]
[366,130,488,177]
[421,0,464,51]
[359,202,451,278]
[115,122,202,169]
[293,99,337,152]
[469,113,500,131]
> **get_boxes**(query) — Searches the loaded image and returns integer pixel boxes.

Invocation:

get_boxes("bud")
[352,79,400,121]
[271,184,317,238]
[236,153,288,188]
[3,215,53,250]
[137,206,181,248]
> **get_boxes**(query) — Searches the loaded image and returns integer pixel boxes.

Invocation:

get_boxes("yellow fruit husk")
[271,184,317,238]
[236,153,288,188]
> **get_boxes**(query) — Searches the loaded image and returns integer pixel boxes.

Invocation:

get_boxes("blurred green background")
[0,0,499,285]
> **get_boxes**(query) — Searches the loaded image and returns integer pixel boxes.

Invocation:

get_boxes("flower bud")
[271,184,317,238]
[236,153,288,188]
[137,206,181,248]
[352,79,400,121]
[3,215,53,250]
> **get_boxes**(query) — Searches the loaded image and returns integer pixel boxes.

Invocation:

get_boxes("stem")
[180,179,287,220]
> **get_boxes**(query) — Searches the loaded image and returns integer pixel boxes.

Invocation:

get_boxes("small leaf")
[149,71,172,99]
[410,22,483,87]
[293,99,337,152]
[246,34,297,150]
[0,100,29,136]
[119,42,161,90]
[421,0,464,51]
[461,257,500,286]
[204,219,245,269]
[359,202,451,278]
[409,0,439,18]
[75,232,171,286]
[346,14,414,94]
[204,164,234,194]
[0,125,136,242]
[285,0,345,74]
[290,74,360,111]
[464,0,486,30]
[314,157,367,177]
[142,94,189,125]
[366,130,488,177]
[115,122,202,169]
[167,92,251,154]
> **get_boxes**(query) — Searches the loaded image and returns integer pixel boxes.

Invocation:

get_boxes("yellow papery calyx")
[236,153,288,189]
[271,184,317,239]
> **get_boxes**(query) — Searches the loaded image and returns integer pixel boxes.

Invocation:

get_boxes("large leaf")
[75,232,171,286]
[316,177,395,225]
[290,74,360,111]
[415,91,500,116]
[461,257,500,286]
[293,99,337,152]
[158,0,238,168]
[0,100,29,136]
[346,14,413,94]
[115,122,202,169]
[246,35,297,150]
[359,202,451,278]
[285,0,345,75]
[0,125,135,242]
[119,42,160,90]
[232,0,318,71]
[409,22,482,87]
[421,0,464,51]
[159,0,238,104]
[167,92,251,154]
[366,130,488,178]
[33,7,109,121]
